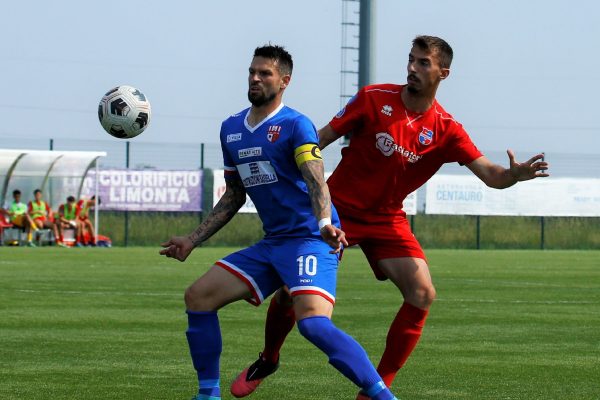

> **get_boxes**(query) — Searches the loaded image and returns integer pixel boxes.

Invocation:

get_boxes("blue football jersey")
[220,103,340,238]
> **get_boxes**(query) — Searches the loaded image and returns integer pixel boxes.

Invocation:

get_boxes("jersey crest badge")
[418,128,434,146]
[267,125,281,143]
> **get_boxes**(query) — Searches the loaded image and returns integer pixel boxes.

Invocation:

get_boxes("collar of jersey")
[243,103,285,133]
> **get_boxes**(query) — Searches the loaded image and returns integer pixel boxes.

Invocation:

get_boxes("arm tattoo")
[299,160,331,221]
[188,177,246,247]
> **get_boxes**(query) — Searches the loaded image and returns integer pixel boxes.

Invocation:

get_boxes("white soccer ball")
[98,85,151,139]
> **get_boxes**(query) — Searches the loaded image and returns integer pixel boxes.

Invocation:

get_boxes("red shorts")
[339,212,425,281]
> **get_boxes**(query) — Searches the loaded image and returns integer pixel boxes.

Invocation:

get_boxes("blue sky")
[1,0,598,155]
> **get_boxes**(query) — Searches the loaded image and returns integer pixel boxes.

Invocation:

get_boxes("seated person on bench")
[76,195,98,246]
[28,189,65,247]
[3,189,37,246]
[58,196,82,247]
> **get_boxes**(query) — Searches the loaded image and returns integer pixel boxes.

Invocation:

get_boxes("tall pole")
[94,160,99,240]
[358,0,376,89]
[124,141,130,247]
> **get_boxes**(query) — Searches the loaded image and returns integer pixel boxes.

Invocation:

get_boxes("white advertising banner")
[213,169,257,213]
[403,191,418,216]
[213,170,417,215]
[425,175,600,217]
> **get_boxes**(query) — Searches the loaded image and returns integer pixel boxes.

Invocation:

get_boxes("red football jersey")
[328,83,482,217]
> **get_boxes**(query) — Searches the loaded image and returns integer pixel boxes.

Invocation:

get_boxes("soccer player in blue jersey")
[160,45,399,400]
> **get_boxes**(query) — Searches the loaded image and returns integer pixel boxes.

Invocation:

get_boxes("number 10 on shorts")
[297,255,317,276]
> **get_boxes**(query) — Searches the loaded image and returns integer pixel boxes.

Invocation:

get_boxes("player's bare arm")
[318,124,339,150]
[467,150,549,189]
[298,157,348,253]
[160,176,246,261]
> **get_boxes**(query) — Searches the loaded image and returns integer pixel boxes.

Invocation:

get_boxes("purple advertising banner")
[81,170,203,211]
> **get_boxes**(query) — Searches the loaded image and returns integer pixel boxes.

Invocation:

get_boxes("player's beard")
[248,89,277,107]
[406,85,419,95]
[406,74,421,94]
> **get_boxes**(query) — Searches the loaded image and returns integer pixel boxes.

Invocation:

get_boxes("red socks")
[377,302,429,387]
[262,295,296,364]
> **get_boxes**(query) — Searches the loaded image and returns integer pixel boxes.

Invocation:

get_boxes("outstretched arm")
[318,124,340,150]
[160,176,247,261]
[467,150,549,189]
[298,157,348,253]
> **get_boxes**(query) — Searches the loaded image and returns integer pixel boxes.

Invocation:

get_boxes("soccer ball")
[98,85,151,139]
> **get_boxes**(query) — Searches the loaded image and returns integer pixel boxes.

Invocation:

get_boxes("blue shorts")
[216,237,340,306]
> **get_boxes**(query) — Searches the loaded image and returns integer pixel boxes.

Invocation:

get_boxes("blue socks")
[186,311,222,399]
[297,316,396,400]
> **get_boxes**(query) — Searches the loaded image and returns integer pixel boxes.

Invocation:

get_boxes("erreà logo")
[375,132,422,163]
[267,125,281,143]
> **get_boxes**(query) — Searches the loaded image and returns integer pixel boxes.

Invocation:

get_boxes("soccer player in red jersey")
[231,36,549,399]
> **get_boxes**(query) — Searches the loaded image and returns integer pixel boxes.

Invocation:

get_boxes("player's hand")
[320,225,348,254]
[507,149,549,182]
[159,236,195,262]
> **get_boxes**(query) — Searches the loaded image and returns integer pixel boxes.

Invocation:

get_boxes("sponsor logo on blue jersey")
[418,128,434,146]
[238,161,278,187]
[238,147,262,158]
[227,133,242,143]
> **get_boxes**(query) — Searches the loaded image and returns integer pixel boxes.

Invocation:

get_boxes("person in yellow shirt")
[58,196,82,246]
[28,189,65,247]
[2,189,37,246]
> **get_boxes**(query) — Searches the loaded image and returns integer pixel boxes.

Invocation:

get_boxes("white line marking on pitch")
[14,289,179,297]
[435,298,597,305]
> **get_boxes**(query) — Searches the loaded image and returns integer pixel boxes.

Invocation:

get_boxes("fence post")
[540,216,545,250]
[124,141,130,247]
[476,215,481,250]
[410,214,415,234]
[200,143,205,169]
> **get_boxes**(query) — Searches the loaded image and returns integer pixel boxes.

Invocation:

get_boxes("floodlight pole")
[358,0,376,89]
[94,160,99,240]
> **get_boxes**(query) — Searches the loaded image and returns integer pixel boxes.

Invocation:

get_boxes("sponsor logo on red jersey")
[375,132,422,163]
[267,125,281,143]
[418,128,434,146]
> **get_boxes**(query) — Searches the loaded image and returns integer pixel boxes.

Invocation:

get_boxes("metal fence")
[2,135,599,249]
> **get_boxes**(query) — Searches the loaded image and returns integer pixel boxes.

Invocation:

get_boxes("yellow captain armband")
[294,143,322,167]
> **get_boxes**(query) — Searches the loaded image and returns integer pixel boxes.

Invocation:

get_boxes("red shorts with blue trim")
[340,212,426,281]
[216,237,340,306]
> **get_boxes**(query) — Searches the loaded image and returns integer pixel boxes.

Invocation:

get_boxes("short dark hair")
[34,189,42,195]
[13,189,21,196]
[67,196,75,202]
[413,35,453,69]
[253,45,293,76]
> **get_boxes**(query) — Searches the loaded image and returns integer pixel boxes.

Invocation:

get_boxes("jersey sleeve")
[219,122,240,180]
[328,87,368,137]
[445,124,483,165]
[292,116,323,168]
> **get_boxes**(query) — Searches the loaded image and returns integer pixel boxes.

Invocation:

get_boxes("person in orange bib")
[76,195,98,246]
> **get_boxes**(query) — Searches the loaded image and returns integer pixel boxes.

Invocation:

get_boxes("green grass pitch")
[0,247,598,399]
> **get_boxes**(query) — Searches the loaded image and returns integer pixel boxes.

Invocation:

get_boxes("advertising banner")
[81,169,203,211]
[213,169,256,213]
[425,175,600,216]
